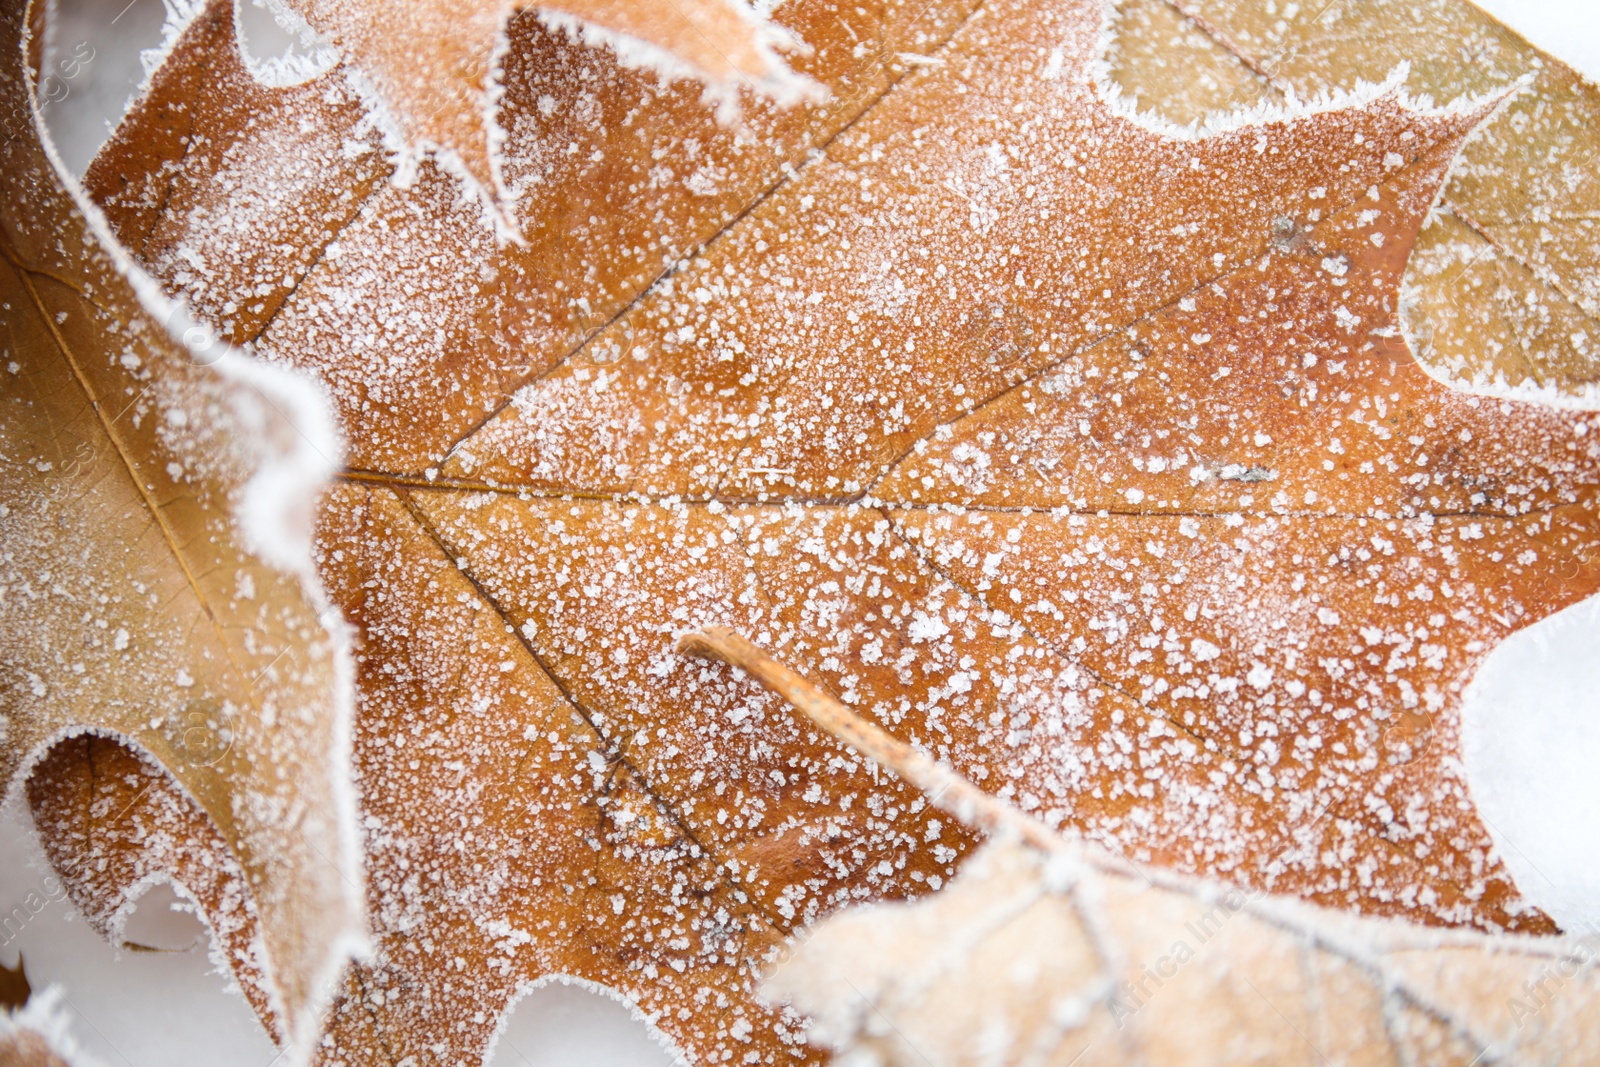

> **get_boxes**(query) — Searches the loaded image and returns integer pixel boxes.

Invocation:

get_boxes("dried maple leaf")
[0,5,361,1059]
[776,840,1600,1066]
[12,0,1600,1063]
[721,626,1600,1065]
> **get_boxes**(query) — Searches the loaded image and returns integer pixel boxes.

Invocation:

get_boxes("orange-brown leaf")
[18,0,1600,1063]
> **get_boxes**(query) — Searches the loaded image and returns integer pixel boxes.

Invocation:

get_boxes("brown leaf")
[0,956,28,1011]
[275,0,817,214]
[19,0,1600,1063]
[1107,0,1600,396]
[0,3,360,1057]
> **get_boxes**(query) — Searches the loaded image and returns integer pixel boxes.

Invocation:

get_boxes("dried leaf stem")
[676,626,1062,853]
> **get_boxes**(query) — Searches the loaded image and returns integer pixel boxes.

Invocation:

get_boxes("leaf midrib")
[1,241,267,732]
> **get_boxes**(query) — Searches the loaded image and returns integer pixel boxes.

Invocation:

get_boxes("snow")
[1462,593,1600,931]
[35,0,167,176]
[236,0,339,87]
[484,977,679,1067]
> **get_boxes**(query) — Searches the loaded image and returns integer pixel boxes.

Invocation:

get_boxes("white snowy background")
[3,0,1596,1064]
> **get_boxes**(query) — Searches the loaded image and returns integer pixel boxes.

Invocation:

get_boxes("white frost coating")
[38,0,169,176]
[102,872,204,953]
[339,62,531,243]
[215,341,345,574]
[1401,287,1600,410]
[104,866,279,1032]
[1092,0,1596,414]
[115,879,207,951]
[484,16,517,220]
[482,974,682,1067]
[42,67,357,667]
[1091,0,1527,142]
[1462,593,1600,931]
[1089,10,1600,934]
[114,270,356,591]
[235,0,340,88]
[27,37,368,1067]
[300,0,826,238]
[1096,51,1507,144]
